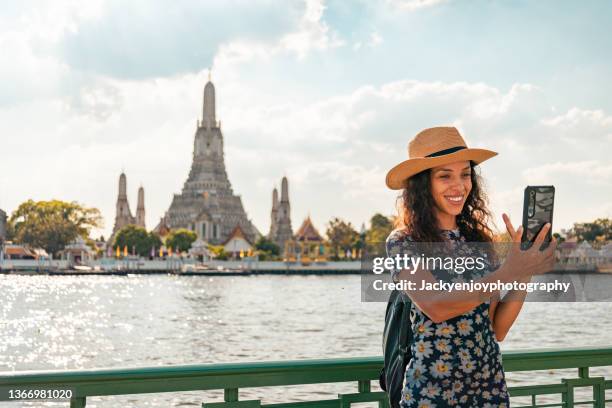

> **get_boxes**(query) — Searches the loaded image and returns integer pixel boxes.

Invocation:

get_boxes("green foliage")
[325,217,359,260]
[568,218,611,242]
[552,232,565,244]
[366,213,394,245]
[113,225,162,257]
[254,236,280,260]
[208,244,228,260]
[9,199,102,256]
[165,228,198,253]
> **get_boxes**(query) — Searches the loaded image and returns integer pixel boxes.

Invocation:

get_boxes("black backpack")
[379,289,414,408]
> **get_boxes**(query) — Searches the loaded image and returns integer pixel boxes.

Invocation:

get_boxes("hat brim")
[385,148,498,190]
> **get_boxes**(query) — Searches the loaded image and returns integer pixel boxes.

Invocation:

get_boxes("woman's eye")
[440,175,449,179]
[462,173,471,178]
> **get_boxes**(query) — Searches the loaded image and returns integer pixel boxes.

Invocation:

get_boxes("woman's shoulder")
[385,228,413,244]
[385,228,416,255]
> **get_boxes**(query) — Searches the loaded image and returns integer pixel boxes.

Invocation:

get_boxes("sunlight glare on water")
[0,275,611,407]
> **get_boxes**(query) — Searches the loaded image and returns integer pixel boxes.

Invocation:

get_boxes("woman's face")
[429,160,472,217]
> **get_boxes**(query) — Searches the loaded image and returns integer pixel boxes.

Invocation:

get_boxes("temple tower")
[268,188,279,240]
[109,172,136,245]
[136,186,146,229]
[271,176,293,251]
[160,76,260,244]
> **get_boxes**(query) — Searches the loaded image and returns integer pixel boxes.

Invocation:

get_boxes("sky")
[0,0,611,239]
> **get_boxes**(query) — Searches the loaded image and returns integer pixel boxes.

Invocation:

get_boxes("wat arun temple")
[154,78,261,245]
[108,76,324,254]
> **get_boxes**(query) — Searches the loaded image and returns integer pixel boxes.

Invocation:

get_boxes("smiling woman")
[381,126,549,408]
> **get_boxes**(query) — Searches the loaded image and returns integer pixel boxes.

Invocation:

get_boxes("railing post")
[593,382,605,408]
[70,396,86,408]
[358,379,370,393]
[224,388,239,402]
[561,379,574,408]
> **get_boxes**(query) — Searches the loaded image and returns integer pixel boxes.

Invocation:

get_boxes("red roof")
[294,216,323,242]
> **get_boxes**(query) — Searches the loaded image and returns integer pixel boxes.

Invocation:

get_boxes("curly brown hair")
[394,161,495,243]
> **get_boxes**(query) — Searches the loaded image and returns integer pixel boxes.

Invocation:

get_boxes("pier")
[0,259,364,275]
[1,258,609,276]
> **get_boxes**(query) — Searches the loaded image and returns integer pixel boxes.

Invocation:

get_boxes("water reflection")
[0,275,611,407]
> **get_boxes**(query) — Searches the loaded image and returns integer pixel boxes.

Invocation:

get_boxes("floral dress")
[386,228,510,408]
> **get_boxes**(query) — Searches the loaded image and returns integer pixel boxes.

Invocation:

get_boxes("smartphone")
[521,186,555,250]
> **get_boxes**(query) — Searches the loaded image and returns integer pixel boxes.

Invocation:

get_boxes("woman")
[384,127,554,407]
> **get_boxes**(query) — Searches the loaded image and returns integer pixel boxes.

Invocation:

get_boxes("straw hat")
[385,126,497,190]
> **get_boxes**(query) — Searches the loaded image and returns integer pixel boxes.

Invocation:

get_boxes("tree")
[165,228,197,253]
[254,236,280,260]
[208,244,228,260]
[552,232,565,244]
[569,218,611,242]
[9,199,102,256]
[366,213,394,245]
[325,217,359,260]
[113,225,162,257]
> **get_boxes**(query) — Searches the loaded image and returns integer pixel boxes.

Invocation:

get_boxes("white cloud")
[280,0,345,58]
[541,107,612,128]
[213,0,345,66]
[523,161,612,185]
[386,0,448,12]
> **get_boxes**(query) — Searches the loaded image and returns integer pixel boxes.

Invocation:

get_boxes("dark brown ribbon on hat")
[425,146,466,158]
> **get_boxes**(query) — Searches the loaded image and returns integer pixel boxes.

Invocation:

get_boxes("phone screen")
[521,186,555,249]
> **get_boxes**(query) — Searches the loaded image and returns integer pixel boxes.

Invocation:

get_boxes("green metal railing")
[1,347,611,407]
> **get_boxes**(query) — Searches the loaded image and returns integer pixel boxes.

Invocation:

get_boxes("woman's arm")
[397,215,554,323]
[397,257,518,323]
[490,276,531,341]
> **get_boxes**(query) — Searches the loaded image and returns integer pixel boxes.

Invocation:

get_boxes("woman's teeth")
[445,196,463,203]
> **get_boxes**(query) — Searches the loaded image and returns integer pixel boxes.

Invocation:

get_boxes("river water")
[0,274,611,407]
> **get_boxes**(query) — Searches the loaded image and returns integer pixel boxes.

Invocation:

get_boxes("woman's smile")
[444,194,465,206]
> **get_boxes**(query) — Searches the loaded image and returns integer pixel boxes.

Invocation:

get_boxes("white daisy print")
[416,398,436,408]
[435,322,456,338]
[414,340,434,359]
[456,318,473,336]
[434,339,450,353]
[415,320,434,337]
[460,358,476,373]
[430,359,452,379]
[406,362,428,388]
[419,381,441,399]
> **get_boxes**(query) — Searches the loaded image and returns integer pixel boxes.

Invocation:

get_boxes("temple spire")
[119,172,127,198]
[136,185,146,229]
[109,172,135,245]
[272,176,293,251]
[203,74,216,128]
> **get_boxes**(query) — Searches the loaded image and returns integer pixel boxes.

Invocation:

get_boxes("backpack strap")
[397,293,413,361]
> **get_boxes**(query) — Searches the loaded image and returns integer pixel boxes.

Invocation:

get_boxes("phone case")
[521,186,555,249]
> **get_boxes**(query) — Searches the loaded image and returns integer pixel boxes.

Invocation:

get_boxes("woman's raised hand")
[502,213,523,243]
[501,213,556,280]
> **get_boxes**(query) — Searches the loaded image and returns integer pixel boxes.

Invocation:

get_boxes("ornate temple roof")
[223,224,253,246]
[294,216,323,242]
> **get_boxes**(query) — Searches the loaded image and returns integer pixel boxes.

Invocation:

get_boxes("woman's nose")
[450,176,466,191]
